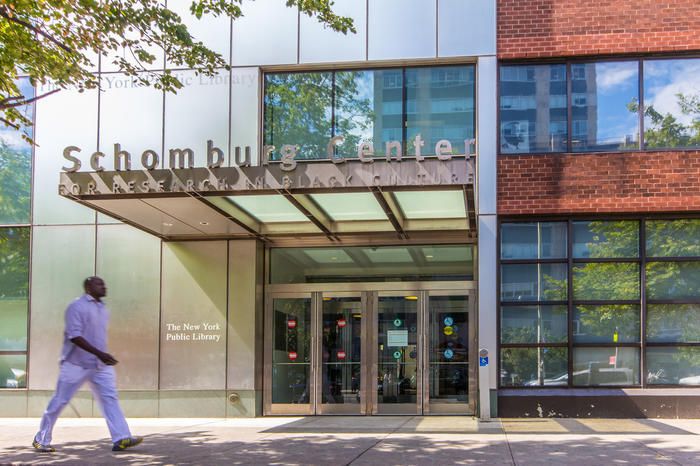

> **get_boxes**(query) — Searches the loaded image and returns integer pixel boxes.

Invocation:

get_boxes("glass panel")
[310,193,386,221]
[500,64,568,154]
[429,296,469,404]
[334,69,402,159]
[500,305,567,344]
[405,66,475,157]
[394,191,466,219]
[501,222,567,260]
[321,297,362,405]
[646,219,700,257]
[573,263,640,300]
[500,347,568,387]
[500,263,568,302]
[646,261,700,300]
[573,305,640,343]
[572,221,639,258]
[572,347,640,386]
[368,0,436,60]
[647,304,700,343]
[377,296,418,406]
[643,58,700,150]
[570,62,640,151]
[228,195,307,223]
[647,347,700,385]
[299,0,365,63]
[0,354,26,388]
[0,228,30,351]
[270,245,474,283]
[263,72,333,161]
[231,0,297,66]
[272,298,311,404]
[0,78,33,224]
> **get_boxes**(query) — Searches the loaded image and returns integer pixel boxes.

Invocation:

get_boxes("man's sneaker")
[112,436,143,451]
[32,439,55,453]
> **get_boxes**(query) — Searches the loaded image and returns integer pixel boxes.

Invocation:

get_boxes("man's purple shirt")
[61,294,110,368]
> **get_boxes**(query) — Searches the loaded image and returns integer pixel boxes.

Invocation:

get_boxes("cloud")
[645,60,700,127]
[596,63,638,93]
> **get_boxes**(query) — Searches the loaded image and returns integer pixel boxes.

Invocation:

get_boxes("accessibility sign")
[479,356,489,367]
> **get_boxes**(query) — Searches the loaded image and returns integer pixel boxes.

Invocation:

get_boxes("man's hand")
[98,352,118,366]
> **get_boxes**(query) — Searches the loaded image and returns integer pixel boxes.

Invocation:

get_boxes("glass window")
[573,305,640,343]
[646,261,700,300]
[572,221,639,258]
[573,347,640,386]
[501,222,567,259]
[228,195,308,223]
[647,304,700,343]
[310,193,386,221]
[500,64,567,153]
[0,228,30,352]
[646,219,700,257]
[405,66,475,156]
[263,72,333,160]
[334,69,401,158]
[270,244,474,284]
[643,58,700,150]
[0,78,33,225]
[647,347,700,385]
[500,305,567,344]
[394,190,466,220]
[0,354,26,388]
[500,347,568,387]
[500,263,567,302]
[573,263,640,300]
[571,62,639,152]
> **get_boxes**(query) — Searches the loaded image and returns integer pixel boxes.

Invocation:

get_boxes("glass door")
[372,292,422,415]
[316,294,366,415]
[264,294,314,415]
[424,292,476,414]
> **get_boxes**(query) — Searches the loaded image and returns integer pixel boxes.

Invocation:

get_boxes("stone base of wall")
[499,389,700,418]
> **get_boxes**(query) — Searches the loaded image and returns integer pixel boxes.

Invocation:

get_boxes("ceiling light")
[162,222,173,227]
[199,221,209,225]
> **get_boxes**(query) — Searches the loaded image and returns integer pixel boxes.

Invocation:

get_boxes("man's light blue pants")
[35,361,131,445]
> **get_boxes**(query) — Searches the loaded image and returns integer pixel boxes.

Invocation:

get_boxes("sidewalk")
[2,416,700,465]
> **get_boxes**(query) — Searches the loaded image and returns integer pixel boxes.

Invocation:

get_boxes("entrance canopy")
[59,158,476,242]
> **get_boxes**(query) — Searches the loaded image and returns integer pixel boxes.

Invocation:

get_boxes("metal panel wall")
[231,0,298,66]
[368,0,437,60]
[438,0,496,57]
[96,224,161,390]
[160,241,228,389]
[231,68,260,166]
[227,240,263,390]
[33,87,97,225]
[28,225,96,389]
[299,0,367,63]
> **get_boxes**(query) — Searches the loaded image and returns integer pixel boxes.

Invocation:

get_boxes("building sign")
[58,136,475,198]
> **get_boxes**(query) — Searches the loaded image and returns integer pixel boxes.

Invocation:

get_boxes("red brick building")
[496,0,700,417]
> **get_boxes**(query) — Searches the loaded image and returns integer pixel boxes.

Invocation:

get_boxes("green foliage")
[0,141,31,224]
[0,0,355,141]
[627,94,700,148]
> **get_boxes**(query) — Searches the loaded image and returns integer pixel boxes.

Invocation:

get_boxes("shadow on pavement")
[2,429,700,465]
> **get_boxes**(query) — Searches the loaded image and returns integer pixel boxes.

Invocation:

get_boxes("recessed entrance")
[264,283,476,415]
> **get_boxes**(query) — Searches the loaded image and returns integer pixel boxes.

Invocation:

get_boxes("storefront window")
[500,347,567,387]
[264,65,475,161]
[500,218,700,388]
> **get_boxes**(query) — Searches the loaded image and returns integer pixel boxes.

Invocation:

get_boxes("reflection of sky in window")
[0,78,34,150]
[644,59,700,127]
[594,62,639,142]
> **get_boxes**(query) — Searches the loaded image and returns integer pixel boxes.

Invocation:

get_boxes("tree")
[0,0,355,141]
[627,93,700,149]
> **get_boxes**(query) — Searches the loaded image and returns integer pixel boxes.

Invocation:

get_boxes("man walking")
[33,276,142,452]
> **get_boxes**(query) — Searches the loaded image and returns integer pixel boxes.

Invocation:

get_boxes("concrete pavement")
[2,416,700,465]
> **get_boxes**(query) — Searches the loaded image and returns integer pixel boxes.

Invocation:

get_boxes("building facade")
[0,0,698,419]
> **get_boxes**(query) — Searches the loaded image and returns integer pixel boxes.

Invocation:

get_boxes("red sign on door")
[287,319,297,329]
[288,351,298,361]
[337,318,347,328]
[609,356,616,365]
[337,350,346,360]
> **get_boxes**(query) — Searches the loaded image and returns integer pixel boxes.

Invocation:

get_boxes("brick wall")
[498,0,700,59]
[498,151,700,215]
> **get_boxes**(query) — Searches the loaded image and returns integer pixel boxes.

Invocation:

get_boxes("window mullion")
[567,219,574,387]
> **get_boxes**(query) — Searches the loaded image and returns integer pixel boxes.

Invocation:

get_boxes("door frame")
[264,281,476,416]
